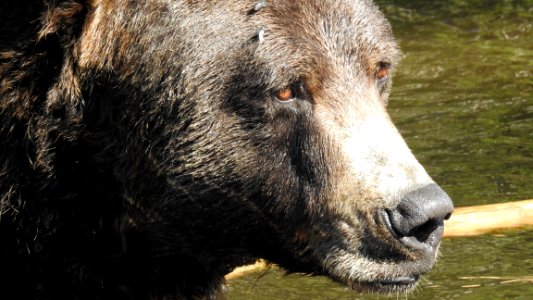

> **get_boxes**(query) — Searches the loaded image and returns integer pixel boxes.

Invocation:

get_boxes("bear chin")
[320,256,426,294]
[351,276,420,294]
[292,211,440,294]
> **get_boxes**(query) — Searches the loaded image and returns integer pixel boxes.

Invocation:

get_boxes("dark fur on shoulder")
[1,1,286,298]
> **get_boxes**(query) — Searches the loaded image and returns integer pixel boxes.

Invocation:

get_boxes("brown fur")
[1,1,443,299]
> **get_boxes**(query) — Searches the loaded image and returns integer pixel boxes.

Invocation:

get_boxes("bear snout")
[382,184,454,253]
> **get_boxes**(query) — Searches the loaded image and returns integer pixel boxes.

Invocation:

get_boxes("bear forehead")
[180,0,398,60]
[250,0,400,88]
[81,0,399,91]
[261,0,396,49]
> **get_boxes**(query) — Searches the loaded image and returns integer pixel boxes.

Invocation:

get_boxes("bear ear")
[38,1,86,41]
[40,2,88,133]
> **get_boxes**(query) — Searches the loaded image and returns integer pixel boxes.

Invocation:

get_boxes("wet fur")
[1,1,419,299]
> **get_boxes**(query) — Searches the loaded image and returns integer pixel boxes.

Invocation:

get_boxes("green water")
[227,1,533,299]
[383,0,533,207]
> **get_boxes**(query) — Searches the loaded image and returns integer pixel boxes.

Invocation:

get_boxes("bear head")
[0,0,453,298]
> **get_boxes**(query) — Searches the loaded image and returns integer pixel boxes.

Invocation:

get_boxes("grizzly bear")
[0,0,453,299]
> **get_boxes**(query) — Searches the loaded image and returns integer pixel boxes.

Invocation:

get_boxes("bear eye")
[274,87,295,102]
[376,62,390,80]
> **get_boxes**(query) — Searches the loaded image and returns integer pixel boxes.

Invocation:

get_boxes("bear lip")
[378,274,419,285]
[348,274,421,293]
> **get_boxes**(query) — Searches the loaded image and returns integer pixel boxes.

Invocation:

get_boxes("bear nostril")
[385,183,453,251]
[409,218,442,243]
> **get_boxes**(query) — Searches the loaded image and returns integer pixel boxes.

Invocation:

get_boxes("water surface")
[382,0,532,206]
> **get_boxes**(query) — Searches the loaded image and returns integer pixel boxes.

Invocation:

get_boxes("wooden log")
[225,199,533,280]
[443,199,533,237]
[225,260,269,281]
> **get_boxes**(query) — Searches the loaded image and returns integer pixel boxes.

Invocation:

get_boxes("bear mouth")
[321,253,424,293]
[298,211,436,294]
[354,274,420,293]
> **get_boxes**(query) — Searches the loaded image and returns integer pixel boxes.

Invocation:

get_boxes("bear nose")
[385,183,454,251]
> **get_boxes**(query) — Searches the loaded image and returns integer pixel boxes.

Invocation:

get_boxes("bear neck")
[0,2,308,298]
